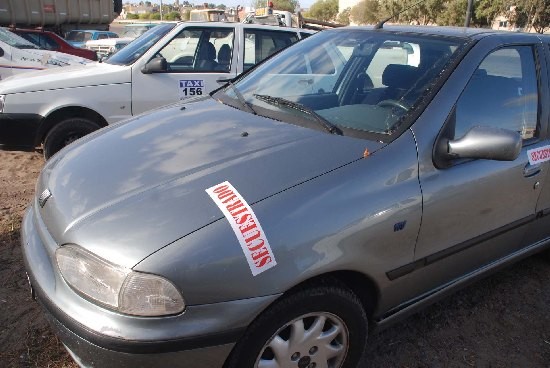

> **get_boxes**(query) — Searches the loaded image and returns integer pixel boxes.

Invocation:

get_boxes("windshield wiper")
[254,94,342,135]
[226,81,257,115]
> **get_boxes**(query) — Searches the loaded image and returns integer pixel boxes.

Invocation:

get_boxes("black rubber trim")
[29,274,243,354]
[386,214,536,281]
[0,113,43,149]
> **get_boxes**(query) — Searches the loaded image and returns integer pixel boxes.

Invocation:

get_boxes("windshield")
[0,28,38,49]
[121,25,156,38]
[105,23,176,66]
[217,29,466,138]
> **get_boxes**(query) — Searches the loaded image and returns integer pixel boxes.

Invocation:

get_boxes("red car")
[12,28,98,61]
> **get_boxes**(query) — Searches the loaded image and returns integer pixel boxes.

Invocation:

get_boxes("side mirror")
[436,126,522,166]
[0,47,4,57]
[141,57,167,74]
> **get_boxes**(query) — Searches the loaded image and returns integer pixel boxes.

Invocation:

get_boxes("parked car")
[0,27,91,80]
[12,28,98,60]
[65,29,118,48]
[0,22,314,158]
[21,25,550,367]
[84,37,133,60]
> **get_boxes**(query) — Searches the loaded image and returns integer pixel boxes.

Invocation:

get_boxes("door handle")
[523,163,541,177]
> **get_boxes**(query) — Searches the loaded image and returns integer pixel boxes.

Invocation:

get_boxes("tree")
[475,0,507,27]
[378,0,444,25]
[138,12,151,19]
[165,11,182,20]
[145,1,152,7]
[217,4,227,9]
[437,0,468,26]
[254,0,300,12]
[350,0,380,25]
[126,13,139,19]
[531,2,550,33]
[336,7,351,25]
[510,0,550,33]
[150,12,161,20]
[306,0,339,21]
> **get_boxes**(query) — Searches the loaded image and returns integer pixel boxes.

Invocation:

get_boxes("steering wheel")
[376,99,410,111]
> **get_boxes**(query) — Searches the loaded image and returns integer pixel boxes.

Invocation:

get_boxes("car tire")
[224,280,368,368]
[43,118,100,159]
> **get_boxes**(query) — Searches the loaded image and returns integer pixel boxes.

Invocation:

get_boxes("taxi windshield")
[106,23,176,66]
[218,29,466,138]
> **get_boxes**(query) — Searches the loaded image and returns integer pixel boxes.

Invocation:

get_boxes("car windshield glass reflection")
[219,29,465,137]
[105,23,176,66]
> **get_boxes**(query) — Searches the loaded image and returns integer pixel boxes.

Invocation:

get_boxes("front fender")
[134,130,422,309]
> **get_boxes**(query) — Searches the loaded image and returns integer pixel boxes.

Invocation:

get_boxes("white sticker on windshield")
[206,181,276,276]
[527,145,550,165]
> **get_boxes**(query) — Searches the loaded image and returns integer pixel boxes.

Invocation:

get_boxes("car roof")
[12,28,57,35]
[67,30,116,34]
[330,25,545,40]
[172,21,315,33]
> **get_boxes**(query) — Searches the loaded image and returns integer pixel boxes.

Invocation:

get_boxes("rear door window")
[243,29,299,71]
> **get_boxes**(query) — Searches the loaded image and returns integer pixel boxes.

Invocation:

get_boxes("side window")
[157,28,234,73]
[454,46,538,140]
[41,35,58,50]
[97,33,109,40]
[243,30,299,72]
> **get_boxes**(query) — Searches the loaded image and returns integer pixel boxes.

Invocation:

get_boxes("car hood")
[36,98,384,268]
[0,62,128,94]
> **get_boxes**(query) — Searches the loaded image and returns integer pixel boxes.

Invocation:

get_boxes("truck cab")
[0,22,314,158]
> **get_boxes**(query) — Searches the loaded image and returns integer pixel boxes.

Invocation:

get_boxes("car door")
[131,25,237,115]
[401,37,549,297]
[523,42,550,246]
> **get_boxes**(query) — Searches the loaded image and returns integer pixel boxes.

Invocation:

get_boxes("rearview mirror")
[436,126,522,166]
[141,57,167,74]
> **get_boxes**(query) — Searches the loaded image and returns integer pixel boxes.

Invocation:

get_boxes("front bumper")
[0,112,43,150]
[21,204,280,367]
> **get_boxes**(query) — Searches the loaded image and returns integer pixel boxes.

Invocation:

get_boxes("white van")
[0,22,313,158]
[0,28,91,80]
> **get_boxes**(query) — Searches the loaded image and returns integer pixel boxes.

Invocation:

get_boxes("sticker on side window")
[206,181,276,276]
[179,79,204,99]
[527,146,550,165]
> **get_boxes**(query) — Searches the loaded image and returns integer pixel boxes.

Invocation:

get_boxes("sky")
[144,0,316,10]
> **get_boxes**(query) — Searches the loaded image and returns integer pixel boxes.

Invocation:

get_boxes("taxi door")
[131,25,238,115]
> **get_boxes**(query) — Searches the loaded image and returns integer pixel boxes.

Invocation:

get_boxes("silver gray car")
[21,26,550,368]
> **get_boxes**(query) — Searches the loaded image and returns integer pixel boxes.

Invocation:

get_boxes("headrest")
[218,44,231,62]
[200,42,216,60]
[382,64,420,89]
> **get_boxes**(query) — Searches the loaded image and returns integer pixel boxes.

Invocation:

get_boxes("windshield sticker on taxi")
[206,181,276,276]
[527,146,550,165]
[179,79,204,99]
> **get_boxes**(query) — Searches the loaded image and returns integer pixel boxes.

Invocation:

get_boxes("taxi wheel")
[224,280,368,368]
[43,118,100,159]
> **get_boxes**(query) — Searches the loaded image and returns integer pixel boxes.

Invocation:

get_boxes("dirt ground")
[0,150,549,368]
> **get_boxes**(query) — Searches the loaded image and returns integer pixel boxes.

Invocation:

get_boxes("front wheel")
[43,118,100,159]
[225,282,368,368]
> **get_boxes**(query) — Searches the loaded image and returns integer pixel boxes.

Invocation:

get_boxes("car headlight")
[0,95,5,113]
[56,245,185,316]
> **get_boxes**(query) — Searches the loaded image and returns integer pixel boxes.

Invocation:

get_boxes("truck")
[0,22,314,158]
[0,0,122,35]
